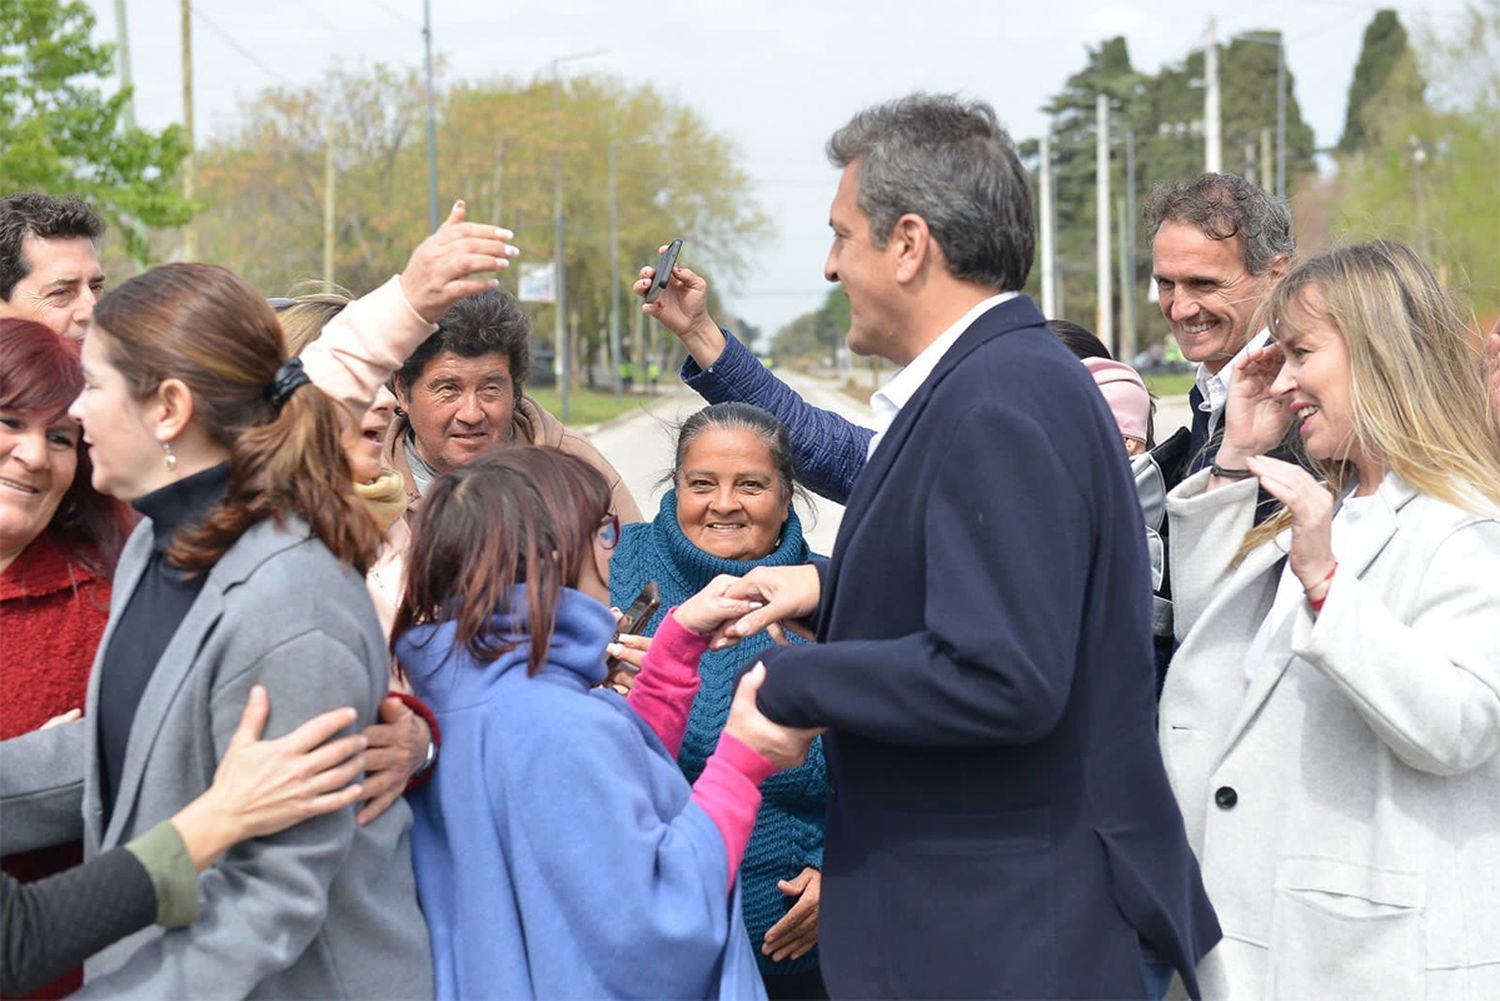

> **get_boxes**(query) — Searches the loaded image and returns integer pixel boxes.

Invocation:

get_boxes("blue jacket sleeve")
[679,330,871,504]
[754,403,1091,747]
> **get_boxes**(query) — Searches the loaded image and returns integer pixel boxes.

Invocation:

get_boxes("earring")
[162,441,177,473]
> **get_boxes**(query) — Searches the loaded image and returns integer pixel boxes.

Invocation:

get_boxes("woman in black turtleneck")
[1,263,433,998]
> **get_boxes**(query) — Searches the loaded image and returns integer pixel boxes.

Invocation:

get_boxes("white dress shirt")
[866,292,1018,460]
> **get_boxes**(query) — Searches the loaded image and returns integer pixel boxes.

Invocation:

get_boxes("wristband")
[1209,461,1254,480]
[1305,563,1337,612]
[390,692,441,791]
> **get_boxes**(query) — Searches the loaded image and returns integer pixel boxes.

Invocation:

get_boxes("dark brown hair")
[393,447,611,676]
[90,263,381,573]
[0,194,104,300]
[0,318,134,573]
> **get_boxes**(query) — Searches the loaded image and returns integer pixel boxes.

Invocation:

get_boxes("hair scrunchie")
[266,356,312,411]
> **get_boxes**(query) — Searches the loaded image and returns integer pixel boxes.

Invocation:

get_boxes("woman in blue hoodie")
[393,446,822,1000]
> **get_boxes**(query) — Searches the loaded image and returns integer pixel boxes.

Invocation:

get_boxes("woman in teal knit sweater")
[609,403,828,1000]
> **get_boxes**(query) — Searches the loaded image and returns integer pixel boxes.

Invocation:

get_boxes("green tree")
[193,65,771,391]
[1332,1,1499,320]
[1340,11,1426,153]
[1023,34,1315,349]
[772,287,847,363]
[0,0,193,263]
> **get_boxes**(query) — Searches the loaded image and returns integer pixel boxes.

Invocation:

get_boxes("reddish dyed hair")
[0,318,134,573]
[393,447,611,677]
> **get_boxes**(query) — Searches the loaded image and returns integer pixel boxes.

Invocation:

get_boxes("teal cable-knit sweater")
[610,491,827,977]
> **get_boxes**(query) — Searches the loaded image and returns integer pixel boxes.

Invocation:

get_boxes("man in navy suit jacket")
[712,94,1220,999]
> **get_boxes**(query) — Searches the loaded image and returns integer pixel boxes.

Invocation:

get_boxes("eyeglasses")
[597,511,621,550]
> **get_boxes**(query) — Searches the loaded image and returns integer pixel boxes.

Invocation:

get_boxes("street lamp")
[609,137,649,402]
[1235,30,1287,198]
[551,48,609,422]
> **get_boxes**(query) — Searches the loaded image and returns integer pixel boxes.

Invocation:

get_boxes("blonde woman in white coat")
[1160,240,1500,1000]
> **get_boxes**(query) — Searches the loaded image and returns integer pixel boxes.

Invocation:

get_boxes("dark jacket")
[754,296,1220,999]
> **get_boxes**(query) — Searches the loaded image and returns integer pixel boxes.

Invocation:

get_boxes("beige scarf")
[354,468,409,532]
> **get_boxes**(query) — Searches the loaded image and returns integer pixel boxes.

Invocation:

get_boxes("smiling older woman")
[608,402,830,999]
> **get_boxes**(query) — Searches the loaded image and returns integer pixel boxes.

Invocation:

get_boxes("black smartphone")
[643,240,683,304]
[608,581,661,672]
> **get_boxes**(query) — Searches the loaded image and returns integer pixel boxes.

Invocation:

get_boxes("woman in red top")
[0,318,133,997]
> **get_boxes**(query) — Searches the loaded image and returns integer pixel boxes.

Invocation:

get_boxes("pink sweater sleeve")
[690,734,776,888]
[299,275,437,419]
[625,611,708,757]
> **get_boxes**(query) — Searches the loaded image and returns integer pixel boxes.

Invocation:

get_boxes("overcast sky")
[85,0,1467,336]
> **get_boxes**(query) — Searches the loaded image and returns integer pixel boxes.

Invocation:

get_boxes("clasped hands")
[611,566,825,771]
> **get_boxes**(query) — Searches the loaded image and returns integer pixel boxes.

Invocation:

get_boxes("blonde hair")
[276,286,354,356]
[1239,240,1500,558]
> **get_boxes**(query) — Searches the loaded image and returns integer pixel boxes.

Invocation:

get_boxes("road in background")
[584,368,1193,556]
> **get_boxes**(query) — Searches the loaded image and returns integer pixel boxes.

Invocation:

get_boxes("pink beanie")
[1083,357,1150,446]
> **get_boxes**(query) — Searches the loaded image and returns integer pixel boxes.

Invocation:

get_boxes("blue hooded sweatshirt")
[397,586,767,1000]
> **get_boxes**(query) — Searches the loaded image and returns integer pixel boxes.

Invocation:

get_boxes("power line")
[190,5,289,84]
[368,0,423,28]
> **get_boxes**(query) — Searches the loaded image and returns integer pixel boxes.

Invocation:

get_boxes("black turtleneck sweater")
[97,464,229,824]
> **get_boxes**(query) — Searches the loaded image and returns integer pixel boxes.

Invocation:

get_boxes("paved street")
[585,368,1193,557]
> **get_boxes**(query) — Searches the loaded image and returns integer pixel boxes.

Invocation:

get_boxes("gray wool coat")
[1160,469,1500,1000]
[0,515,433,999]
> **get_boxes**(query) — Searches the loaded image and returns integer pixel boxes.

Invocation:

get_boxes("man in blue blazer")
[706,94,1220,999]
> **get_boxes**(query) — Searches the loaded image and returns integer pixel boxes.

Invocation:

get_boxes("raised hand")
[723,664,823,770]
[1245,455,1335,592]
[399,200,520,324]
[1219,343,1293,466]
[633,253,726,369]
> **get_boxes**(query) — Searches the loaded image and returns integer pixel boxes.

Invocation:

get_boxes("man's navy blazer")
[757,296,1221,999]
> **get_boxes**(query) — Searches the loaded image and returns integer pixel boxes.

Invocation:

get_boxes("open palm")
[1221,344,1293,463]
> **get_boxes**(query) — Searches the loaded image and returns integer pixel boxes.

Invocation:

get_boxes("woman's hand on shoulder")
[171,686,366,871]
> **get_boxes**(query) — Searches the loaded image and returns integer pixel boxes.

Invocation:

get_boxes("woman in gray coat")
[1160,242,1500,998]
[2,263,433,998]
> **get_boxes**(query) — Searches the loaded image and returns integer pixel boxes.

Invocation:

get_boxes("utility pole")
[1095,94,1113,354]
[1121,127,1137,362]
[422,0,439,231]
[1275,35,1287,197]
[180,0,195,260]
[1204,17,1222,174]
[608,140,623,401]
[550,50,608,421]
[1117,195,1132,363]
[1038,131,1057,318]
[491,141,504,224]
[114,0,135,129]
[323,109,336,289]
[552,71,568,420]
[1259,128,1273,191]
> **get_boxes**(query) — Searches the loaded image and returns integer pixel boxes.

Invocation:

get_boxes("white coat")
[1160,469,1500,999]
